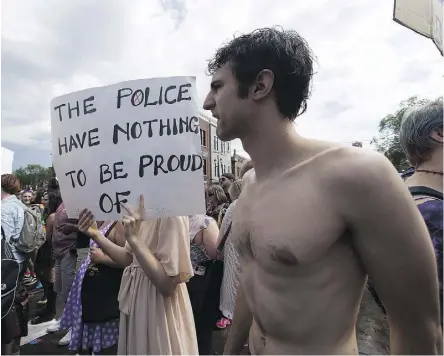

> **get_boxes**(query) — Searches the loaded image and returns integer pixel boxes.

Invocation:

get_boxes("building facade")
[231,149,248,179]
[199,111,232,183]
[199,117,210,180]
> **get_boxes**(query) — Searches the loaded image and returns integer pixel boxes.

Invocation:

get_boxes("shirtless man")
[203,27,442,354]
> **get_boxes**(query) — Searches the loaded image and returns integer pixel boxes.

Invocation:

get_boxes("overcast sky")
[2,0,442,170]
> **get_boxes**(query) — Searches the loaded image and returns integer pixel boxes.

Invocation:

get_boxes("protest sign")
[51,76,205,220]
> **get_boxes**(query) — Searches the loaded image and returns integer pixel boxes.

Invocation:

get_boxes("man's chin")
[217,132,235,142]
[216,128,236,142]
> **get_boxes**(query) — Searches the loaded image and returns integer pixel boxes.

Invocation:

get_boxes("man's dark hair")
[208,27,315,121]
[221,172,235,181]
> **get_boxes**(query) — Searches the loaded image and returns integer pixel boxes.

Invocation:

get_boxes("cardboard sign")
[50,77,205,220]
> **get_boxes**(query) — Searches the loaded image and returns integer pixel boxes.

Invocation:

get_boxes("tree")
[13,164,54,190]
[371,96,430,171]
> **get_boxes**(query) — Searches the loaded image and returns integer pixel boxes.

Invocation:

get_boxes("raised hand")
[78,209,100,240]
[121,194,145,244]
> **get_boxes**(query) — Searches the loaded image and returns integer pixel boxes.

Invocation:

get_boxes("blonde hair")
[209,185,228,204]
[228,179,243,201]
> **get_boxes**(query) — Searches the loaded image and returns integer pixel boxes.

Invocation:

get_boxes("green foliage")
[13,164,54,190]
[371,96,429,171]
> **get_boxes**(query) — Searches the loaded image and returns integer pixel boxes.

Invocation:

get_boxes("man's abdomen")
[242,246,365,354]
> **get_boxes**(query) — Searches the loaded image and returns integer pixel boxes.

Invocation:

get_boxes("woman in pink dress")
[77,195,198,355]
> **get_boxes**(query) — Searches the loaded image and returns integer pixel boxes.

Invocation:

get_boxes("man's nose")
[203,92,215,111]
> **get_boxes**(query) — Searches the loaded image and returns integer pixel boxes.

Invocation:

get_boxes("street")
[19,286,389,355]
[19,289,229,355]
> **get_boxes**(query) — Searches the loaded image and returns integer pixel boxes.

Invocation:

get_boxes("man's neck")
[242,118,306,179]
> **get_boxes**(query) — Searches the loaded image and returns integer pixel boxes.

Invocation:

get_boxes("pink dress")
[117,216,198,355]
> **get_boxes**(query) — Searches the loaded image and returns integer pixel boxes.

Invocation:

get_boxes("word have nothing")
[57,116,199,156]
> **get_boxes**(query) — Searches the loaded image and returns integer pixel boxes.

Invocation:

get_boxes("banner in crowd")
[1,147,14,174]
[393,0,443,56]
[50,77,206,220]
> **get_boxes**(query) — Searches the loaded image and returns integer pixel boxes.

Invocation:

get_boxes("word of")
[99,191,131,214]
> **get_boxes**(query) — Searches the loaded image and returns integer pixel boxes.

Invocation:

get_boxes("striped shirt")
[219,201,241,319]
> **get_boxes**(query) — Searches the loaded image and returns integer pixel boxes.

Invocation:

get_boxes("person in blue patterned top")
[400,98,443,326]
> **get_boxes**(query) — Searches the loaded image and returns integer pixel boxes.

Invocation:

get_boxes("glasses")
[219,177,226,182]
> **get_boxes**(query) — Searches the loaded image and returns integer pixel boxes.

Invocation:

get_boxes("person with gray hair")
[400,98,443,327]
[400,98,443,170]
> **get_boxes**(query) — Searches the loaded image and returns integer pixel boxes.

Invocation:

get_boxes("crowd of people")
[1,27,443,355]
[1,169,250,355]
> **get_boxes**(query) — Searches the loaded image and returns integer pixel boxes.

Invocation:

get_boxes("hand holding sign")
[78,209,100,241]
[121,194,145,245]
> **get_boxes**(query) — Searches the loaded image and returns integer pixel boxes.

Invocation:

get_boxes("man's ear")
[251,69,274,101]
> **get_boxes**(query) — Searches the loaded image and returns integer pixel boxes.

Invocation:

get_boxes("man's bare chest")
[232,179,345,267]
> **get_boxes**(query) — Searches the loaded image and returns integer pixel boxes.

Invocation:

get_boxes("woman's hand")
[121,194,145,245]
[90,247,105,264]
[57,222,78,235]
[78,209,100,240]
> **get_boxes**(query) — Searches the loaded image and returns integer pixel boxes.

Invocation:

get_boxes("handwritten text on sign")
[51,77,205,220]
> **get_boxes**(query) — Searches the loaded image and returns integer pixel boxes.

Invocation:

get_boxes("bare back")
[232,147,366,354]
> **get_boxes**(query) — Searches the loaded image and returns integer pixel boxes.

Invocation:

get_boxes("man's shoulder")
[320,146,395,186]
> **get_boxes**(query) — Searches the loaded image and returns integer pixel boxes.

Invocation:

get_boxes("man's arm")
[334,150,442,354]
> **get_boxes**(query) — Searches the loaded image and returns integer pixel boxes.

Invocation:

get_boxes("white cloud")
[1,0,442,164]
